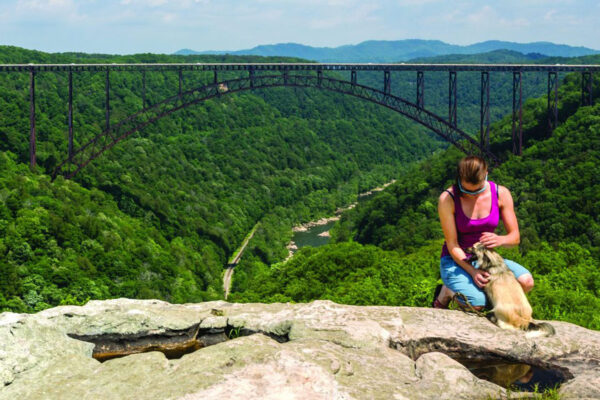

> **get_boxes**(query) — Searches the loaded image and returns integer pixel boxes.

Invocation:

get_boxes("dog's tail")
[525,321,556,338]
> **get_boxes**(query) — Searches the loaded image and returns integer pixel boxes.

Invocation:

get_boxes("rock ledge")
[0,299,599,399]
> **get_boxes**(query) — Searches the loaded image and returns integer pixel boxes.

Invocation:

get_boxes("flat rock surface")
[0,299,599,399]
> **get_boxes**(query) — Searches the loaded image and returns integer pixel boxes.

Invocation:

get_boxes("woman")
[433,155,534,309]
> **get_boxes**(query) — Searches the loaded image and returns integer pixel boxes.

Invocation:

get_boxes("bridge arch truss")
[51,73,495,179]
[2,62,597,177]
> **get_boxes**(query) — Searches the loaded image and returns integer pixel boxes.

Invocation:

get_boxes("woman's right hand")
[471,270,490,288]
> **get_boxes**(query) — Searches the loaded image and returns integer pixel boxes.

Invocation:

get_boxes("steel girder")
[547,72,559,132]
[480,72,490,152]
[29,70,36,169]
[4,63,600,73]
[448,71,457,127]
[68,70,74,162]
[52,74,497,180]
[512,71,523,156]
[105,70,110,133]
[582,72,593,106]
[416,71,424,109]
[384,70,391,95]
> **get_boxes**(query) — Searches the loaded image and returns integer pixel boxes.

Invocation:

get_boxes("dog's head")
[466,242,492,270]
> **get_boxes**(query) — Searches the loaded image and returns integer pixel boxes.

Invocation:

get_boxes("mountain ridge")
[175,39,600,62]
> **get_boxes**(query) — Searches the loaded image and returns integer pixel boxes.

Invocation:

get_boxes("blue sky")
[0,0,598,54]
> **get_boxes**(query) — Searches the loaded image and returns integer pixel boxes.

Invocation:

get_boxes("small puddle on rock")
[454,358,569,392]
[391,337,573,393]
[69,324,289,362]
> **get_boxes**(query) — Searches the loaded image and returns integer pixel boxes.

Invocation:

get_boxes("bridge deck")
[1,63,599,73]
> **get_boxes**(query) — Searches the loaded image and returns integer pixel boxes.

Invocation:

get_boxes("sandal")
[432,284,447,309]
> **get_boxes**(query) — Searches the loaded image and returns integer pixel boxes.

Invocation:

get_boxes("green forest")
[231,60,600,331]
[0,45,442,312]
[1,45,599,333]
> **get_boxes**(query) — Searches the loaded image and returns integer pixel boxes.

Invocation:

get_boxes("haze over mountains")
[175,39,599,63]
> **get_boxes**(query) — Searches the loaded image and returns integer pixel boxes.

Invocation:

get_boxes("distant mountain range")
[175,39,599,63]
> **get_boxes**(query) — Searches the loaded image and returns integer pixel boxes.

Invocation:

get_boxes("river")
[224,180,395,295]
[286,180,395,258]
[291,220,337,249]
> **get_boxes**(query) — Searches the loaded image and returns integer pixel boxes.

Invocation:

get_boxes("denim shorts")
[440,255,531,307]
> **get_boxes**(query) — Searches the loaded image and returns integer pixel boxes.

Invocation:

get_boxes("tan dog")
[466,242,554,338]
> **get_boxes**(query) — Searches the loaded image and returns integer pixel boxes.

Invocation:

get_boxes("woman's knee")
[518,274,534,293]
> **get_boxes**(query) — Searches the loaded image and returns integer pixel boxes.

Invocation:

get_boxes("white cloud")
[544,9,558,21]
[15,0,86,22]
[465,5,496,24]
[18,0,72,9]
[120,0,209,7]
[308,3,379,29]
[395,0,443,5]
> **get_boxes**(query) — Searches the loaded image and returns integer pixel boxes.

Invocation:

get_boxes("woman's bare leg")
[437,285,454,306]
[517,274,534,293]
[436,284,485,311]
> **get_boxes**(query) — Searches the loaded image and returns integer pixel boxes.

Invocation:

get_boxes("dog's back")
[469,243,554,337]
[480,260,532,330]
[486,269,532,330]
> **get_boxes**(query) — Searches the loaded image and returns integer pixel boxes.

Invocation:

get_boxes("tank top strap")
[444,188,455,201]
[490,181,499,212]
[452,184,465,218]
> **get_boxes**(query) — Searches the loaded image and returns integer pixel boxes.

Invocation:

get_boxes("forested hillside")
[0,46,442,312]
[0,153,213,311]
[231,69,600,330]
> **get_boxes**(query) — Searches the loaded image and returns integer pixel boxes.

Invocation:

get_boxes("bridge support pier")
[384,70,391,95]
[480,71,490,152]
[29,69,36,170]
[249,68,255,88]
[317,70,323,87]
[68,69,74,164]
[416,71,424,108]
[512,71,523,156]
[582,72,593,106]
[448,71,457,127]
[213,70,218,85]
[179,69,183,97]
[547,71,558,133]
[142,70,146,108]
[105,69,110,133]
[351,70,357,85]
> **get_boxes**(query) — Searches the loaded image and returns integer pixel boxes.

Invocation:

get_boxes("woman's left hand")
[480,232,504,249]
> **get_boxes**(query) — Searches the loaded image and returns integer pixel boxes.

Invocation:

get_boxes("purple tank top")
[440,181,500,258]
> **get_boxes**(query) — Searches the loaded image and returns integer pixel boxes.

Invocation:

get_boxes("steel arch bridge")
[1,62,597,178]
[52,74,493,179]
